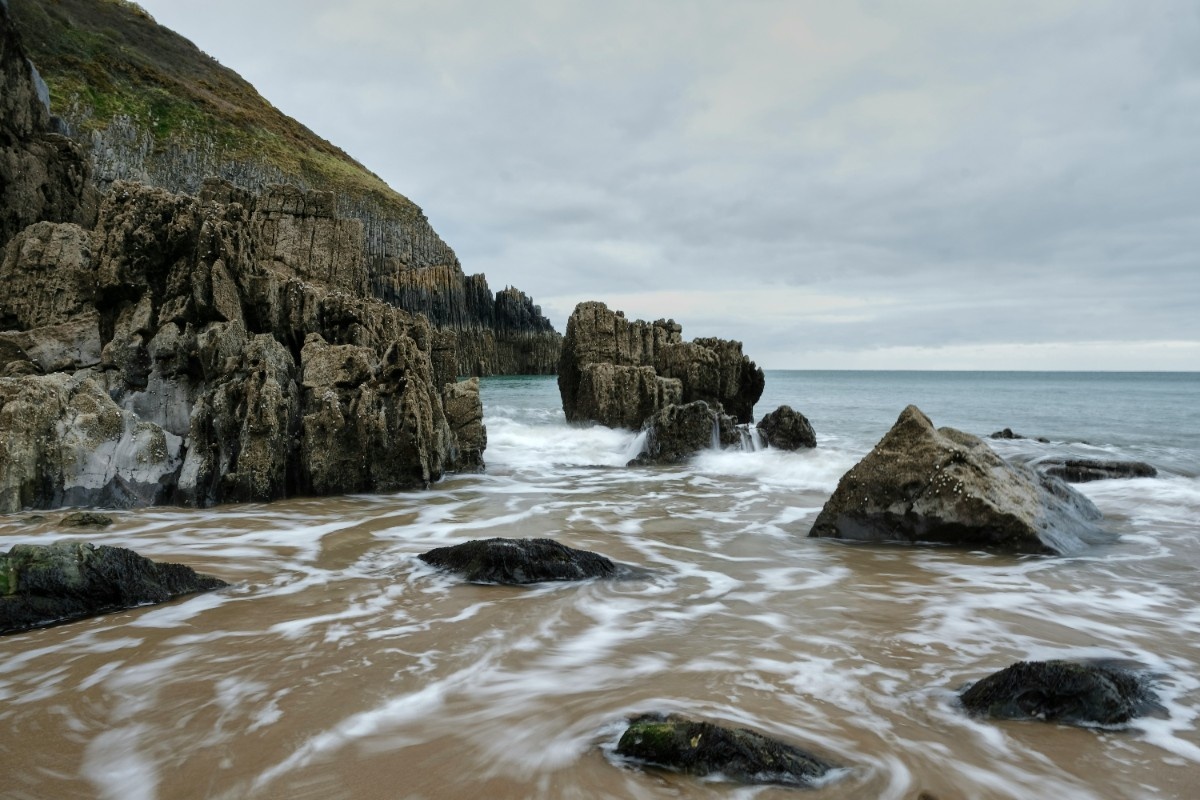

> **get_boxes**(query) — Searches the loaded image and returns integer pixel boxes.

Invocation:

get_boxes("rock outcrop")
[0,179,484,512]
[1,540,227,635]
[959,660,1159,727]
[419,538,618,584]
[756,405,817,450]
[614,712,839,787]
[558,301,763,429]
[628,400,739,466]
[7,0,560,376]
[809,405,1113,555]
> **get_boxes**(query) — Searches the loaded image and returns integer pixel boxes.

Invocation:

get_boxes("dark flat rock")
[1,541,227,635]
[418,537,619,584]
[960,660,1160,726]
[1037,457,1158,483]
[615,712,839,787]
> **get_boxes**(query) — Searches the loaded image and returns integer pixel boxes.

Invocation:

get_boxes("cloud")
[138,0,1200,369]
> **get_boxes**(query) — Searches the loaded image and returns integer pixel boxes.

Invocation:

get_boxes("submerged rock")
[959,660,1159,726]
[988,428,1048,443]
[1,541,227,635]
[756,405,816,450]
[1037,457,1158,483]
[419,538,618,584]
[61,512,114,528]
[615,712,839,787]
[809,405,1113,555]
[628,400,739,466]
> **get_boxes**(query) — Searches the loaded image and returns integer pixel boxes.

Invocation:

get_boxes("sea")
[2,370,1199,799]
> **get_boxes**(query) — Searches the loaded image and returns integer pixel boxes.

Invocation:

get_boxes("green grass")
[10,0,412,210]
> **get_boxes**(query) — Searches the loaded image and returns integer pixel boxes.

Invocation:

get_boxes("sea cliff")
[6,0,560,376]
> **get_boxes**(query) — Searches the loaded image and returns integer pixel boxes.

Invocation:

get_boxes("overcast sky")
[135,0,1199,370]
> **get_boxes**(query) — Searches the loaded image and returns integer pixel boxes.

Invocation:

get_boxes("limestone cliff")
[0,178,486,512]
[6,0,561,374]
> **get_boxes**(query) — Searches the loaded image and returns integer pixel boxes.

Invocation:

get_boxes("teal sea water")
[2,370,1199,799]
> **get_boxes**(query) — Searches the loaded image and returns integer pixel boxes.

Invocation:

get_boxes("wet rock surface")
[1036,457,1158,483]
[1,179,486,511]
[419,538,619,584]
[756,404,817,450]
[628,400,739,466]
[809,405,1113,555]
[1,540,226,635]
[558,301,763,429]
[959,660,1160,726]
[615,712,839,787]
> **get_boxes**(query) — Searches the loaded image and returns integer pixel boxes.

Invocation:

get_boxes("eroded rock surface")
[1,540,226,635]
[419,538,618,584]
[1,180,484,512]
[615,712,839,787]
[959,660,1159,726]
[628,400,738,466]
[809,405,1113,555]
[558,301,763,429]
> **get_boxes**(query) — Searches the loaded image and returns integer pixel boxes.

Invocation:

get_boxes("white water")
[2,372,1199,799]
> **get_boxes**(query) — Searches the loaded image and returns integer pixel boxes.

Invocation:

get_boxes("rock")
[756,405,817,450]
[442,377,486,471]
[7,3,559,377]
[809,405,1113,555]
[0,373,183,513]
[959,660,1159,726]
[61,512,113,528]
[614,712,839,787]
[1037,458,1158,483]
[419,538,618,584]
[558,301,763,429]
[628,401,739,466]
[0,541,226,635]
[988,428,1049,443]
[0,5,94,250]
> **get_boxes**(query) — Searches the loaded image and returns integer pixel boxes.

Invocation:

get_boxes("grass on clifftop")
[10,0,415,215]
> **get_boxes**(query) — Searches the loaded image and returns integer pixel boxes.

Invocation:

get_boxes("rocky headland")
[6,0,561,377]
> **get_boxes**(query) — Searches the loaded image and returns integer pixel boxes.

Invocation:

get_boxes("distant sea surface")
[3,370,1199,799]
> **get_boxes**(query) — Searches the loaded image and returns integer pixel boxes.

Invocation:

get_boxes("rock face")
[809,405,1113,555]
[959,660,1159,726]
[1037,457,1158,483]
[756,405,817,450]
[615,713,839,787]
[558,301,764,429]
[628,400,739,466]
[1,540,227,635]
[0,2,94,250]
[6,0,559,377]
[0,180,484,512]
[419,538,618,584]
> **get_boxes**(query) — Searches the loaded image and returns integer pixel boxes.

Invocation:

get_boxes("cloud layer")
[137,0,1200,369]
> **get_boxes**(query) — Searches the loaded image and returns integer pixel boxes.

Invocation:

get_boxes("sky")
[134,0,1199,370]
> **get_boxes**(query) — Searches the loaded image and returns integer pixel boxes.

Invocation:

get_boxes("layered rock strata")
[809,405,1113,555]
[559,301,764,429]
[7,0,560,376]
[0,179,485,512]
